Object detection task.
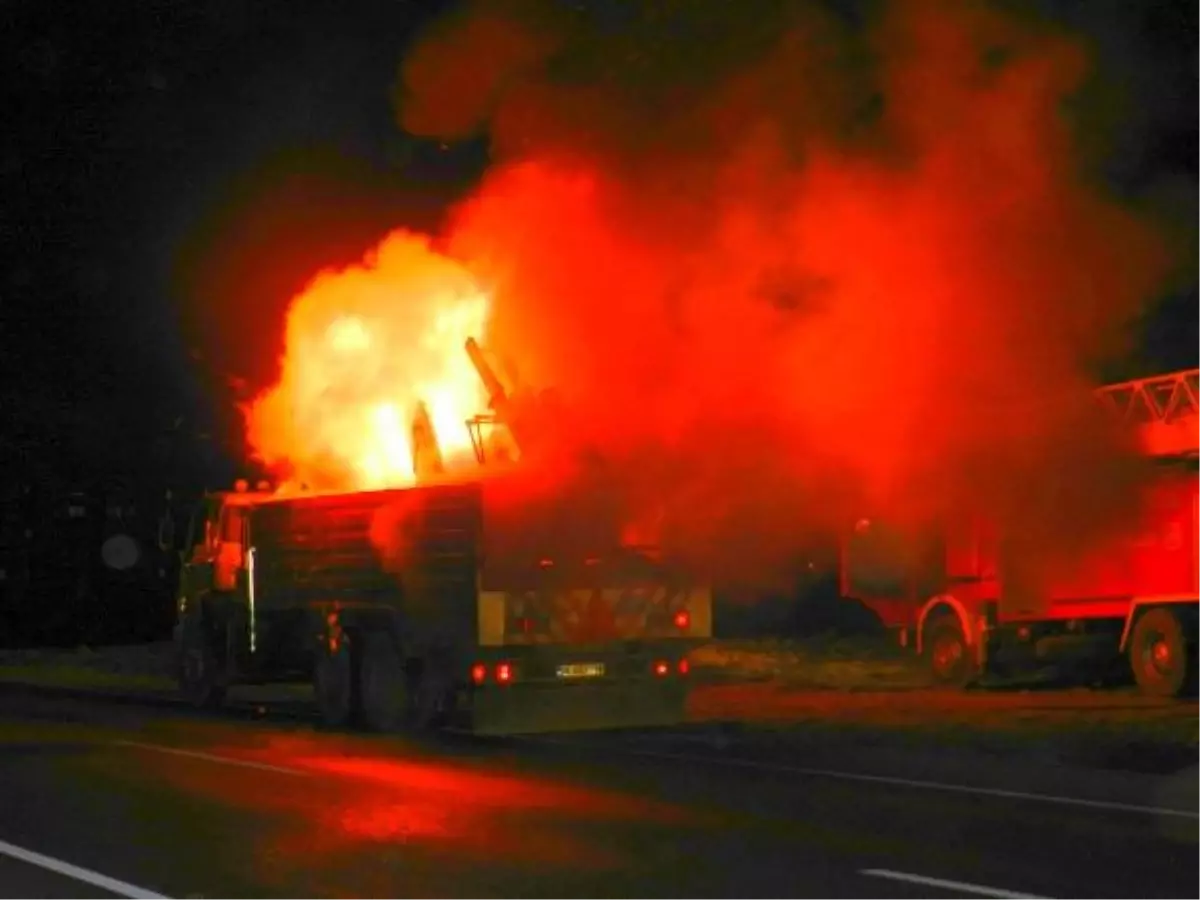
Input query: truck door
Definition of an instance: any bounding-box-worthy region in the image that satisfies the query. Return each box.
[213,504,247,593]
[182,499,217,564]
[177,498,221,618]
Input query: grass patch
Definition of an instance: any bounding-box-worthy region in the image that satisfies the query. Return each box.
[687,682,1199,772]
[0,665,174,692]
[0,642,176,693]
[1,637,934,694]
[689,635,932,690]
[0,642,174,674]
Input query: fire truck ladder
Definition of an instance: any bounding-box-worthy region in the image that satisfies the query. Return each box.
[1095,368,1199,458]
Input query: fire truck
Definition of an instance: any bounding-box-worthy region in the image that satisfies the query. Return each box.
[842,369,1199,697]
[172,338,711,733]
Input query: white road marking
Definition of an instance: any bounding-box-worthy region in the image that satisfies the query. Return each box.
[0,836,169,899]
[528,738,1199,819]
[113,740,310,777]
[861,868,1049,898]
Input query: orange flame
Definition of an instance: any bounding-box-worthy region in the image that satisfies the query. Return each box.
[243,230,489,491]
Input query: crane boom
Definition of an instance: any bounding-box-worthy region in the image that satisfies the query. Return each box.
[463,336,543,463]
[465,337,509,412]
[1095,368,1199,458]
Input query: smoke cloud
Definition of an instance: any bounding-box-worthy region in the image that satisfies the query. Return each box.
[392,0,1175,588]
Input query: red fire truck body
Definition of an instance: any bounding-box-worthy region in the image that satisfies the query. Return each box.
[842,369,1199,696]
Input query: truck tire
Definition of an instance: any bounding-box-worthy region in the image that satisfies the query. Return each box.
[178,615,226,709]
[358,631,407,733]
[408,656,454,731]
[314,638,358,728]
[925,616,976,687]
[1129,607,1195,698]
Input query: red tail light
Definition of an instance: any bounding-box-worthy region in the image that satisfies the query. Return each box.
[471,663,487,685]
[495,662,513,683]
[673,609,691,630]
[653,660,669,677]
[678,658,690,675]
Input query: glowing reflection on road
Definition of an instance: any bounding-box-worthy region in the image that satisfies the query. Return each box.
[139,729,699,896]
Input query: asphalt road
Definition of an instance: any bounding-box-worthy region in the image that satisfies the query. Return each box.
[0,688,1195,899]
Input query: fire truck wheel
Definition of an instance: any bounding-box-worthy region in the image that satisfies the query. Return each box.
[925,617,976,687]
[314,638,357,728]
[178,616,226,709]
[1129,607,1194,698]
[358,631,407,733]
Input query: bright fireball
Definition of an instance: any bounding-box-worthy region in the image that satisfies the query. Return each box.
[244,229,489,491]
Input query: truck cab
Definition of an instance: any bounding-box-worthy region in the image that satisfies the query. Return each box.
[173,481,269,704]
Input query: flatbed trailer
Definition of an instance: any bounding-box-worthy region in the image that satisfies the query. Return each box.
[841,369,1199,696]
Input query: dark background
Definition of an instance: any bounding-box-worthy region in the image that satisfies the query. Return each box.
[2,0,1195,489]
[0,0,1195,643]
[2,0,482,491]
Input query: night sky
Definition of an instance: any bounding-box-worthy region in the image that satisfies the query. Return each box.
[2,0,1196,492]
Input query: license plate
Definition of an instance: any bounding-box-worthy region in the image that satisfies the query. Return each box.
[556,662,605,679]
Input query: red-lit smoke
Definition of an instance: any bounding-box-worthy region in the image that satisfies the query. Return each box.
[389,0,1178,587]
[238,0,1182,591]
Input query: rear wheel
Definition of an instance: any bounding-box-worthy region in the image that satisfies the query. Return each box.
[925,616,977,686]
[358,631,407,732]
[1129,607,1195,698]
[408,656,456,731]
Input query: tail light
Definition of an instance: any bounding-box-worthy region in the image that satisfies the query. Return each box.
[653,660,669,677]
[673,608,691,631]
[678,658,690,676]
[472,661,516,685]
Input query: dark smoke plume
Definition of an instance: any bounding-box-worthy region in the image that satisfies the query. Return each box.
[396,0,1178,589]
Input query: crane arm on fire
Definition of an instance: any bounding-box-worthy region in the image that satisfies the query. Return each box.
[1094,368,1199,458]
[465,338,508,411]
[464,336,539,464]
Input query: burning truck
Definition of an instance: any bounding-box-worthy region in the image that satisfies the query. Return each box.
[172,335,711,733]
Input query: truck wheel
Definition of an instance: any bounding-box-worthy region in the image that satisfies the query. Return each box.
[358,631,406,733]
[178,617,226,709]
[925,616,976,687]
[408,659,453,731]
[314,638,357,728]
[1129,608,1194,698]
